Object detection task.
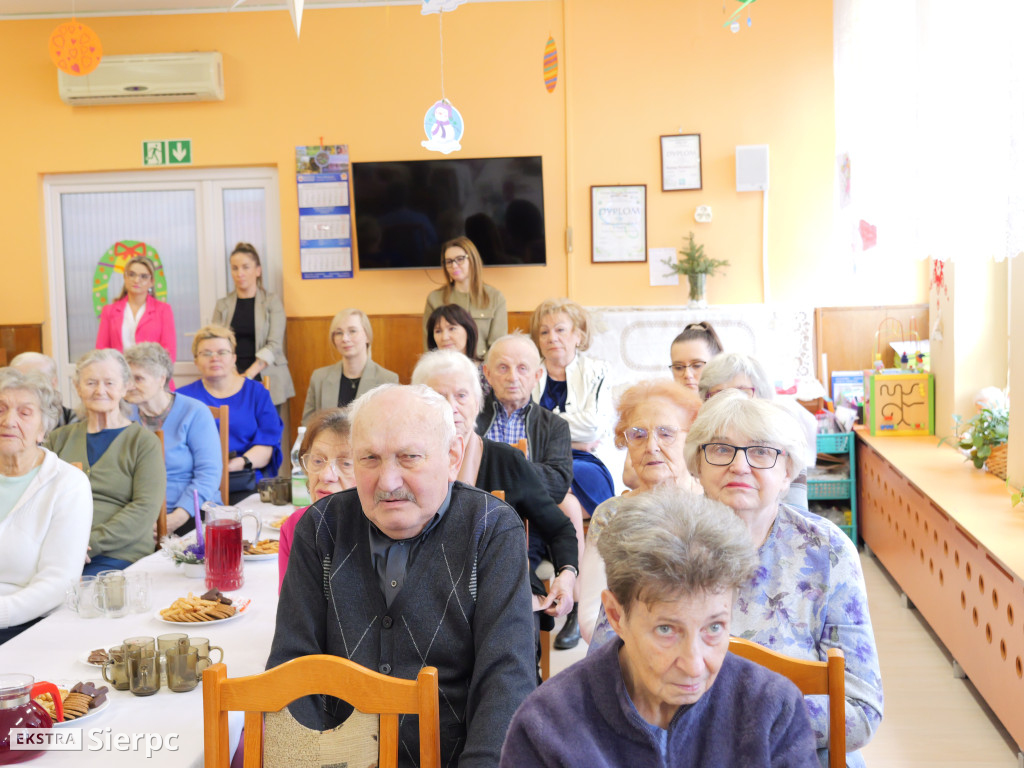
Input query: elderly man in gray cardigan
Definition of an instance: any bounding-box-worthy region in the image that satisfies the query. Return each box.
[268,384,536,768]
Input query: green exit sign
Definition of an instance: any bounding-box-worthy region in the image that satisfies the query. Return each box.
[142,139,192,167]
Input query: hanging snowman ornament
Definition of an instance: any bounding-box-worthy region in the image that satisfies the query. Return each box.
[422,99,464,155]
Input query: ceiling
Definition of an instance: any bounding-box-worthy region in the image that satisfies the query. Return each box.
[0,0,430,20]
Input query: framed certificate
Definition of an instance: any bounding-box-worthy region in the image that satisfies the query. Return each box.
[660,134,702,191]
[591,185,647,263]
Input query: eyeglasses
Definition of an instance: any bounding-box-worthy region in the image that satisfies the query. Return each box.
[699,443,784,469]
[126,271,152,282]
[623,426,679,446]
[705,386,756,401]
[669,361,706,374]
[197,350,233,359]
[443,254,468,268]
[301,454,353,475]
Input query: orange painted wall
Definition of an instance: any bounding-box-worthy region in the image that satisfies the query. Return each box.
[0,0,928,328]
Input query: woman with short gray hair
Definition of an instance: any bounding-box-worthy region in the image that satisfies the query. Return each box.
[697,351,816,508]
[125,343,222,535]
[45,348,165,575]
[684,391,883,767]
[0,368,92,643]
[500,486,818,767]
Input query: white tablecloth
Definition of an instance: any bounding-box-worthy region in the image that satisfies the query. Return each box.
[0,496,292,766]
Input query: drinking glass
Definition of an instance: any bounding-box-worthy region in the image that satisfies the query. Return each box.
[92,570,128,619]
[165,646,210,692]
[128,649,160,696]
[126,572,151,613]
[100,645,130,691]
[188,636,224,665]
[65,575,101,619]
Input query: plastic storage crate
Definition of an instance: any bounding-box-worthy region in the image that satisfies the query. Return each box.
[814,433,857,545]
[817,432,852,453]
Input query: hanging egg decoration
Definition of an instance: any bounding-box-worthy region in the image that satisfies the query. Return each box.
[543,37,558,93]
[48,20,103,76]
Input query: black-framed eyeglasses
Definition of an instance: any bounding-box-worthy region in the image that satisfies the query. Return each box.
[699,443,784,469]
[669,361,706,373]
[443,254,469,268]
[623,426,679,446]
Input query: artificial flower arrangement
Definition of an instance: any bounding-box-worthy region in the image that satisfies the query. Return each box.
[160,532,205,566]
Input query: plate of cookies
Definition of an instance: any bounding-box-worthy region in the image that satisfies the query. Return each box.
[243,538,279,561]
[35,680,111,726]
[155,590,251,624]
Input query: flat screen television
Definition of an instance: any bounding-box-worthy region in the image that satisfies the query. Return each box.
[351,155,546,270]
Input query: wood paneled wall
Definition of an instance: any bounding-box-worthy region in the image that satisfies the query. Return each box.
[0,324,44,364]
[285,312,531,434]
[815,305,929,394]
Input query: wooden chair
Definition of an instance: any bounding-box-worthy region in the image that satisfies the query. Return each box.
[208,404,230,505]
[155,429,167,544]
[202,655,440,768]
[492,490,551,681]
[513,437,528,458]
[728,638,846,768]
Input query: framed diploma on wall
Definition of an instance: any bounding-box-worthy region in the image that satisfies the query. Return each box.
[660,134,702,191]
[591,184,647,263]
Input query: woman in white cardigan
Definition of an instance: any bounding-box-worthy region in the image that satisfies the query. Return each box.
[0,368,92,644]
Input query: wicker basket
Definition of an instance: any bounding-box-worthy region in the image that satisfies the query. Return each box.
[986,443,1008,480]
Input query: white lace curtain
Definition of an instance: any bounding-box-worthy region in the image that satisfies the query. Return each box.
[834,0,1024,264]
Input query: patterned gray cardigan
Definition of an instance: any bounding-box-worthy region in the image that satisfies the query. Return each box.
[268,482,537,768]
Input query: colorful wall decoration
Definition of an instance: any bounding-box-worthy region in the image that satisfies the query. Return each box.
[92,240,167,317]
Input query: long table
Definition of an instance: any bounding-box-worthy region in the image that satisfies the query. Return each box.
[0,497,291,767]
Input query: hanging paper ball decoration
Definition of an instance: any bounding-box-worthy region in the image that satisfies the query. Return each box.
[543,37,558,93]
[421,99,464,155]
[48,20,103,76]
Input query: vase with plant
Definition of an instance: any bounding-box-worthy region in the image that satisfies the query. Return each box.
[160,533,206,577]
[663,232,729,308]
[950,406,1009,479]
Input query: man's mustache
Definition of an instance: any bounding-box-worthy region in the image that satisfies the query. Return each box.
[374,489,416,503]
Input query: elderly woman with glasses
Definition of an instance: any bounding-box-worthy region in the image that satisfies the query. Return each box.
[423,236,507,357]
[697,352,817,509]
[45,349,165,575]
[301,309,399,424]
[0,369,92,643]
[686,391,882,768]
[578,379,701,644]
[124,343,222,535]
[500,486,818,768]
[278,408,354,591]
[178,325,283,502]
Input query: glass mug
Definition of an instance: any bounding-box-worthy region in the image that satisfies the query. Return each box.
[126,572,151,613]
[127,649,160,696]
[202,504,261,592]
[92,570,128,619]
[188,637,224,665]
[66,575,101,619]
[165,646,211,693]
[101,645,130,691]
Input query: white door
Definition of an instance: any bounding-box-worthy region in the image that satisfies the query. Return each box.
[44,168,281,403]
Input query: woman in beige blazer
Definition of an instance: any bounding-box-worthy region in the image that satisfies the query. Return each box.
[301,308,399,424]
[212,243,296,408]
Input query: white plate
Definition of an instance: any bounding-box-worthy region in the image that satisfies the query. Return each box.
[40,680,112,727]
[154,595,252,625]
[243,552,278,561]
[78,651,110,669]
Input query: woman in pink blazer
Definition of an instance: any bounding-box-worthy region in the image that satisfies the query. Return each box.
[96,256,177,385]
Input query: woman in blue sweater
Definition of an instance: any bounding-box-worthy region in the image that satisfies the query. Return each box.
[124,343,222,534]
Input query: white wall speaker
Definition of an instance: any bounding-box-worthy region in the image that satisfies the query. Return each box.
[736,144,770,192]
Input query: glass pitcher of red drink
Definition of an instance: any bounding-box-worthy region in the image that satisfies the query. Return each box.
[202,504,262,592]
[0,674,63,765]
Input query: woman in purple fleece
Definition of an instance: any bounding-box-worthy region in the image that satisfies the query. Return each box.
[500,486,818,768]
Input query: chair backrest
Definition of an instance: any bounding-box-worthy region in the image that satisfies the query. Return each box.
[728,637,846,768]
[202,655,441,768]
[513,438,528,458]
[155,429,167,545]
[208,405,230,505]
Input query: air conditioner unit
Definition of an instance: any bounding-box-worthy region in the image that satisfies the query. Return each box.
[58,52,224,106]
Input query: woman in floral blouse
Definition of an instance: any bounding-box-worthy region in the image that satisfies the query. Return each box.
[684,391,882,767]
[588,390,883,768]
